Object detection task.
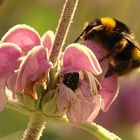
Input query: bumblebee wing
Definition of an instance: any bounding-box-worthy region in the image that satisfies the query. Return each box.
[122,32,140,51]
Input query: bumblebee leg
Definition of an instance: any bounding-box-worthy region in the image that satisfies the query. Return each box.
[105,61,130,78]
[99,47,116,62]
[99,38,128,62]
[74,25,104,42]
[84,25,104,40]
[74,30,85,43]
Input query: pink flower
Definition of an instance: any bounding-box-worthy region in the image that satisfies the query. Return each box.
[0,25,54,111]
[56,42,119,124]
[81,40,119,111]
[0,43,21,111]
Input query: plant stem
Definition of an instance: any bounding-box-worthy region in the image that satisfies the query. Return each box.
[6,101,122,140]
[46,117,122,140]
[50,0,79,64]
[22,112,46,140]
[78,123,122,140]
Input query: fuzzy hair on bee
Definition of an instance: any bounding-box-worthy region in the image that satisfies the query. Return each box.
[75,17,140,77]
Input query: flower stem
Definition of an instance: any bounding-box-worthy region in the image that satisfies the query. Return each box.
[77,123,122,140]
[22,112,46,140]
[46,117,122,140]
[5,102,122,140]
[50,0,79,64]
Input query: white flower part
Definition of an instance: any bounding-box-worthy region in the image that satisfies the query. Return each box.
[82,71,101,95]
[87,94,102,122]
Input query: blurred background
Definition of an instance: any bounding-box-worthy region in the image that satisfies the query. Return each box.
[0,0,140,139]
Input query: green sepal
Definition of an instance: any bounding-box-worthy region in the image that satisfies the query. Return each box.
[41,90,57,115]
[16,84,45,111]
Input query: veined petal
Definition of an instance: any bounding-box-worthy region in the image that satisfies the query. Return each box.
[87,94,102,122]
[0,43,21,75]
[100,74,119,111]
[79,79,92,100]
[6,72,18,92]
[66,89,95,124]
[42,30,55,55]
[15,46,52,91]
[62,43,102,75]
[1,25,41,54]
[56,84,70,113]
[0,43,21,110]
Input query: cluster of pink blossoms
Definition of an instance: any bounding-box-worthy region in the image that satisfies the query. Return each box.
[0,24,119,124]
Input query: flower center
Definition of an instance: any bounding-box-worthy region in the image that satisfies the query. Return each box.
[63,72,79,91]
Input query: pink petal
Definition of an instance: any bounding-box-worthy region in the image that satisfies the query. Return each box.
[1,25,41,54]
[79,79,92,101]
[81,40,106,61]
[87,95,102,122]
[42,31,55,55]
[81,40,108,79]
[56,84,70,113]
[62,43,102,75]
[100,74,119,111]
[66,96,84,124]
[0,43,21,110]
[15,46,52,91]
[6,72,18,92]
[0,43,21,75]
[67,99,92,123]
[66,89,95,124]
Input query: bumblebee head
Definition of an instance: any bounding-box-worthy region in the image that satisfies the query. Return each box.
[74,17,130,42]
[84,19,101,33]
[74,19,102,42]
[84,17,130,38]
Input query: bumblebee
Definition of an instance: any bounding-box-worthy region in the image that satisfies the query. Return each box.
[75,17,140,77]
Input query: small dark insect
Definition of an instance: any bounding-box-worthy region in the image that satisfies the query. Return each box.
[63,72,79,91]
[75,17,140,77]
